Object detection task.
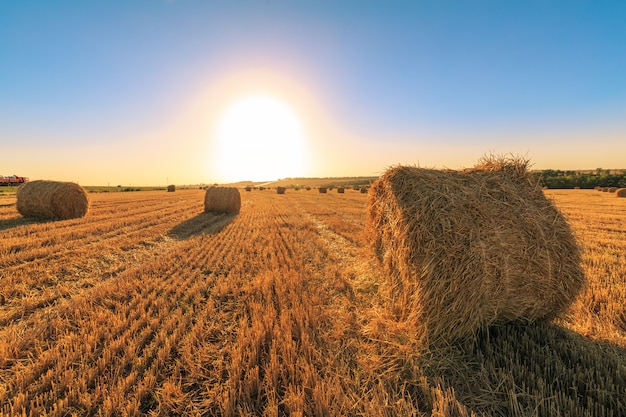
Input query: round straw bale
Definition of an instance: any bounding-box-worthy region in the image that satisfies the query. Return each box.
[337,187,345,193]
[204,187,241,214]
[607,187,618,193]
[319,187,327,193]
[277,186,286,194]
[167,185,176,192]
[616,188,626,198]
[367,156,585,344]
[245,186,252,192]
[17,180,89,220]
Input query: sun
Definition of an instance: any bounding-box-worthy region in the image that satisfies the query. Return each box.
[213,94,309,182]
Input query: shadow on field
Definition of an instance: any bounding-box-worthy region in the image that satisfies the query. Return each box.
[420,321,626,416]
[0,215,48,231]
[168,212,237,240]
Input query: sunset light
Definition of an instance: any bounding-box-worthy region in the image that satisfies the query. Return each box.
[213,94,309,182]
[2,2,626,414]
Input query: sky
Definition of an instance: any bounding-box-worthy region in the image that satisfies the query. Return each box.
[1,0,625,185]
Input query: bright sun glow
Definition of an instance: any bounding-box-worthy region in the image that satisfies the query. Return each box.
[213,95,308,182]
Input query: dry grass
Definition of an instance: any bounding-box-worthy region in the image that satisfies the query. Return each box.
[0,188,624,416]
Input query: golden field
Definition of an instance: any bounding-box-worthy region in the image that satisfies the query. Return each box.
[0,188,625,416]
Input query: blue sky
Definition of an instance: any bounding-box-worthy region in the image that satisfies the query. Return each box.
[1,1,625,184]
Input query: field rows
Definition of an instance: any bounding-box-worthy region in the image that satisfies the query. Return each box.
[0,188,625,416]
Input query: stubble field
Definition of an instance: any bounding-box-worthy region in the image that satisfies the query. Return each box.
[0,188,625,416]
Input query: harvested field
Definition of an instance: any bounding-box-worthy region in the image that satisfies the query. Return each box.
[1,189,625,416]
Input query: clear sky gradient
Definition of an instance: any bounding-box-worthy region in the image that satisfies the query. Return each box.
[2,1,625,185]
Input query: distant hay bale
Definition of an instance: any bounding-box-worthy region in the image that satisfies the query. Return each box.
[245,186,252,192]
[337,187,345,193]
[607,187,618,193]
[319,187,327,194]
[17,180,89,220]
[277,187,286,194]
[360,187,368,194]
[602,187,609,192]
[167,185,176,192]
[204,187,241,214]
[367,156,585,344]
[616,188,626,198]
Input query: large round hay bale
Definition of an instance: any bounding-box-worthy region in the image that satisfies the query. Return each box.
[17,180,89,220]
[204,187,241,214]
[367,156,585,344]
[607,187,618,193]
[167,184,176,192]
[337,187,345,193]
[277,187,286,194]
[616,188,626,198]
[319,187,327,194]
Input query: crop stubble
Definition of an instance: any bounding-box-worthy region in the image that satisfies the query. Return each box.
[0,188,624,416]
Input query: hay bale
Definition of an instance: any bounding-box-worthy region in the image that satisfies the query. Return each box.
[245,186,252,192]
[607,187,618,193]
[17,180,89,220]
[367,156,585,344]
[167,185,176,192]
[277,186,286,194]
[615,188,626,198]
[360,187,368,194]
[204,187,241,214]
[319,187,327,194]
[337,187,345,193]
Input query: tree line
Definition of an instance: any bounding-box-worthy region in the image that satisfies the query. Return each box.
[531,169,626,189]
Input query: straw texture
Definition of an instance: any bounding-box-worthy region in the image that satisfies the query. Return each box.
[204,187,241,214]
[367,156,585,344]
[16,180,89,220]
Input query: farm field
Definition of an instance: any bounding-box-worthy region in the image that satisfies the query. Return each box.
[1,188,625,416]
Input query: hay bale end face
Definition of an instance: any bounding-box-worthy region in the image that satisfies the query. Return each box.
[17,180,89,220]
[616,188,626,198]
[167,185,176,192]
[277,186,286,194]
[367,157,585,344]
[319,187,327,194]
[337,187,345,193]
[204,187,241,214]
[607,187,618,193]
